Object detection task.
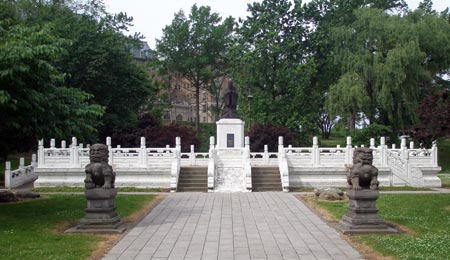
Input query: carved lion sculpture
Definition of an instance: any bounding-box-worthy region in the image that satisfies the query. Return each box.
[347,147,379,190]
[84,144,115,189]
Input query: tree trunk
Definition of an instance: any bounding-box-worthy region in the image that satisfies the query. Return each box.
[349,113,356,131]
[195,81,200,133]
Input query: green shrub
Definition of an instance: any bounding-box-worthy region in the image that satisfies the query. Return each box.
[351,124,391,146]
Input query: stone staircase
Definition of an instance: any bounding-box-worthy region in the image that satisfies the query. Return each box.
[251,167,282,192]
[177,167,208,192]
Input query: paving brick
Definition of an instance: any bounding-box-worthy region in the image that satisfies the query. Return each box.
[102,193,362,260]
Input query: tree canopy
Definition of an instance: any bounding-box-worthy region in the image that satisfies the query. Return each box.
[156,4,234,132]
[327,7,450,132]
[0,0,156,159]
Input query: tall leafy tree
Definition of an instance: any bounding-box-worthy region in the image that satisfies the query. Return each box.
[156,4,234,132]
[230,0,318,132]
[327,7,450,132]
[15,0,158,138]
[0,1,103,159]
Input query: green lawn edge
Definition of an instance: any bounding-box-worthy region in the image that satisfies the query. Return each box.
[0,194,157,260]
[309,194,450,260]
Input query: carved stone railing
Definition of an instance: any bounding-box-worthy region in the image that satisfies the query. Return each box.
[5,155,38,189]
[35,135,441,189]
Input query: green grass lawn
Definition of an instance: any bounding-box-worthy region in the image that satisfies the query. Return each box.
[33,186,169,193]
[312,194,450,260]
[0,194,156,260]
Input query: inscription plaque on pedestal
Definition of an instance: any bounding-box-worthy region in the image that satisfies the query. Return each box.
[227,134,234,148]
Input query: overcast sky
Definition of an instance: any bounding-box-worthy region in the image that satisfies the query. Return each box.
[103,0,449,49]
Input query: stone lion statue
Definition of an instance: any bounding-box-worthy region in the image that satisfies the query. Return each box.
[347,147,379,190]
[84,144,115,189]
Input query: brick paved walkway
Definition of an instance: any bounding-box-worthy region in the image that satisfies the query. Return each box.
[103,193,362,260]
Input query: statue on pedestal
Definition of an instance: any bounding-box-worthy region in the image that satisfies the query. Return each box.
[66,143,125,234]
[221,80,238,119]
[336,147,397,234]
[347,147,379,190]
[84,144,115,189]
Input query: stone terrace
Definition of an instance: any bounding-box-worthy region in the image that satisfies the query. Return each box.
[103,193,362,260]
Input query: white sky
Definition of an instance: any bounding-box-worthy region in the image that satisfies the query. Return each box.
[104,0,449,49]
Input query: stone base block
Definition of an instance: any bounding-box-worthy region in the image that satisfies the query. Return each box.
[336,189,398,235]
[66,188,126,234]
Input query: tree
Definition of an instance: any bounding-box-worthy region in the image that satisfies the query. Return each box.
[229,0,319,133]
[327,7,450,133]
[300,0,407,132]
[15,0,158,139]
[156,5,234,132]
[414,90,450,146]
[0,1,103,159]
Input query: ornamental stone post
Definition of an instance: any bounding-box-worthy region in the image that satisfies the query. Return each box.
[336,147,397,234]
[66,143,125,234]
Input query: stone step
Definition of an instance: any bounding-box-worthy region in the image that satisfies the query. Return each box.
[252,180,282,185]
[178,180,207,185]
[177,187,208,192]
[252,187,282,192]
[178,167,207,192]
[251,173,280,178]
[180,167,207,172]
[252,167,282,191]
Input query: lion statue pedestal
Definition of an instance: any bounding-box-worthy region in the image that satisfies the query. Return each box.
[336,147,397,234]
[66,144,125,234]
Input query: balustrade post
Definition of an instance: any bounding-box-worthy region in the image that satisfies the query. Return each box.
[313,136,319,166]
[370,138,375,149]
[404,151,410,178]
[50,139,56,148]
[175,137,181,153]
[32,154,37,167]
[209,136,215,150]
[278,136,285,158]
[380,137,387,166]
[392,144,396,149]
[409,142,414,149]
[264,145,269,165]
[38,139,45,167]
[106,137,112,165]
[71,137,79,166]
[243,136,250,159]
[431,143,438,167]
[209,136,215,158]
[140,137,147,167]
[19,157,25,169]
[61,140,66,148]
[190,145,195,166]
[401,138,408,162]
[345,136,353,165]
[5,161,11,189]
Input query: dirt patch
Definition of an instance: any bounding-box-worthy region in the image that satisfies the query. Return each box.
[296,194,343,223]
[344,236,396,260]
[444,205,450,211]
[296,194,403,260]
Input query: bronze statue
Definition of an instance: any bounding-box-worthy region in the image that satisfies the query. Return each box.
[84,144,115,189]
[221,80,238,118]
[347,147,379,190]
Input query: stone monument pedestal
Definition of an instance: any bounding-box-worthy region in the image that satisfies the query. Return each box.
[66,188,125,234]
[216,118,245,148]
[336,189,397,234]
